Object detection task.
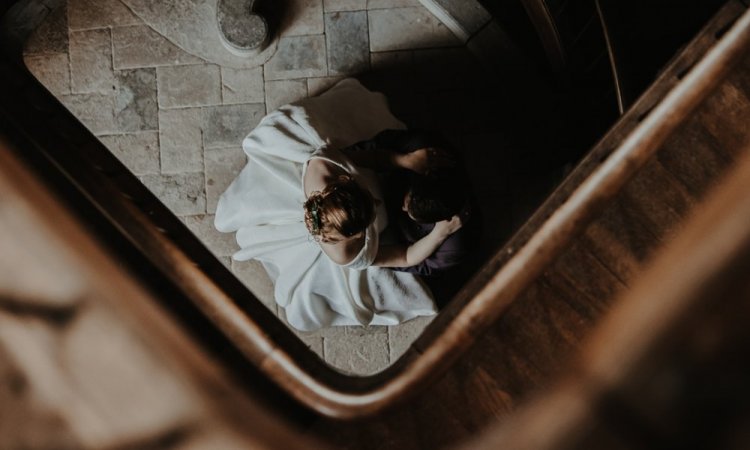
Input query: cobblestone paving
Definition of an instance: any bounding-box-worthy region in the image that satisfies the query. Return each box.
[23,0,551,375]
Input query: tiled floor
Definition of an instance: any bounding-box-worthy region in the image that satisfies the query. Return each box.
[24,0,562,375]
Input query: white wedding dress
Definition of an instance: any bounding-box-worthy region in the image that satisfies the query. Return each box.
[214,79,436,331]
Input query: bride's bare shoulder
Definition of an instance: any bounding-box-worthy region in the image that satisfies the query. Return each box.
[304,158,345,196]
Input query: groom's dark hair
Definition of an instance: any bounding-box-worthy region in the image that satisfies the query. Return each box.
[406,168,468,223]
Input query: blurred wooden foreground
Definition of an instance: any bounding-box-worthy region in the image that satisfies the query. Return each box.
[2,0,750,449]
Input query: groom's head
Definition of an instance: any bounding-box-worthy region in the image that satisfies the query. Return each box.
[403,168,469,224]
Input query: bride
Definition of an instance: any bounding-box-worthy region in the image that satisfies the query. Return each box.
[215,79,461,331]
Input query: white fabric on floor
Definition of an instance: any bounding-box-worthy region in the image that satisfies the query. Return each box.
[214,79,436,331]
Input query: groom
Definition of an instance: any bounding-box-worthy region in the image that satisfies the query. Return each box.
[342,129,480,277]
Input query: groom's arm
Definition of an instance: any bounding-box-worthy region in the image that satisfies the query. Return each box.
[341,129,439,172]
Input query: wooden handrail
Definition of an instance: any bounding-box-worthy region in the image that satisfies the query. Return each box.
[463,137,750,450]
[2,0,749,419]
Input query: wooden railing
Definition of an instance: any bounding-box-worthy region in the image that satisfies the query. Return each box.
[1,0,749,419]
[462,137,750,450]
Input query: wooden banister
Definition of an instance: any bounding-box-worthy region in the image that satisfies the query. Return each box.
[2,0,749,420]
[464,137,750,450]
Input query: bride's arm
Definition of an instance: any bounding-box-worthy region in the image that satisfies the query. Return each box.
[372,215,463,267]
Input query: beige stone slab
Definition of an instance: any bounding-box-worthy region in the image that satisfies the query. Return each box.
[159,108,204,173]
[264,79,309,112]
[115,68,159,132]
[68,0,142,30]
[112,25,203,70]
[263,35,328,81]
[296,334,324,358]
[157,64,222,108]
[323,326,390,375]
[60,93,116,135]
[203,104,266,149]
[324,0,367,11]
[141,172,206,216]
[307,76,345,97]
[231,259,277,314]
[183,215,239,258]
[221,67,265,104]
[99,132,160,176]
[281,0,325,37]
[205,147,247,214]
[69,29,115,95]
[370,50,414,70]
[24,53,71,96]
[388,315,433,361]
[325,10,370,75]
[368,0,421,9]
[368,7,459,52]
[217,256,232,269]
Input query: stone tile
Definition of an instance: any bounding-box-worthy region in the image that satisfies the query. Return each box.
[98,132,160,176]
[205,147,247,214]
[24,53,71,96]
[115,68,158,132]
[112,25,202,70]
[264,35,328,81]
[370,50,414,70]
[69,29,115,95]
[183,215,239,257]
[231,259,277,313]
[323,326,390,375]
[221,67,265,104]
[157,64,221,108]
[367,0,421,8]
[294,333,324,357]
[140,172,206,216]
[23,4,68,54]
[68,0,142,30]
[159,108,203,173]
[60,93,116,135]
[281,0,325,37]
[368,7,459,52]
[307,76,344,97]
[325,11,370,75]
[324,0,366,11]
[388,315,433,361]
[203,104,266,149]
[276,309,326,357]
[264,80,308,112]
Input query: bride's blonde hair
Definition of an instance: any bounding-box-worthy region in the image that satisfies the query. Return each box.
[304,176,375,242]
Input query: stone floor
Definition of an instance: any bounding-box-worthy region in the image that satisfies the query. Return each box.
[23,0,564,375]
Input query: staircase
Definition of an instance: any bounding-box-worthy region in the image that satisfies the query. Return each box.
[1,1,750,449]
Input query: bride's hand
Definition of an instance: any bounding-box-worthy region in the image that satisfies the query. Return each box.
[433,214,464,239]
[396,147,454,175]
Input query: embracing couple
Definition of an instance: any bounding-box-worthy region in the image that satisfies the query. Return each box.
[215,79,478,331]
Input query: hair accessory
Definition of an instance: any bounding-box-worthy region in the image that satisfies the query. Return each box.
[310,198,322,234]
